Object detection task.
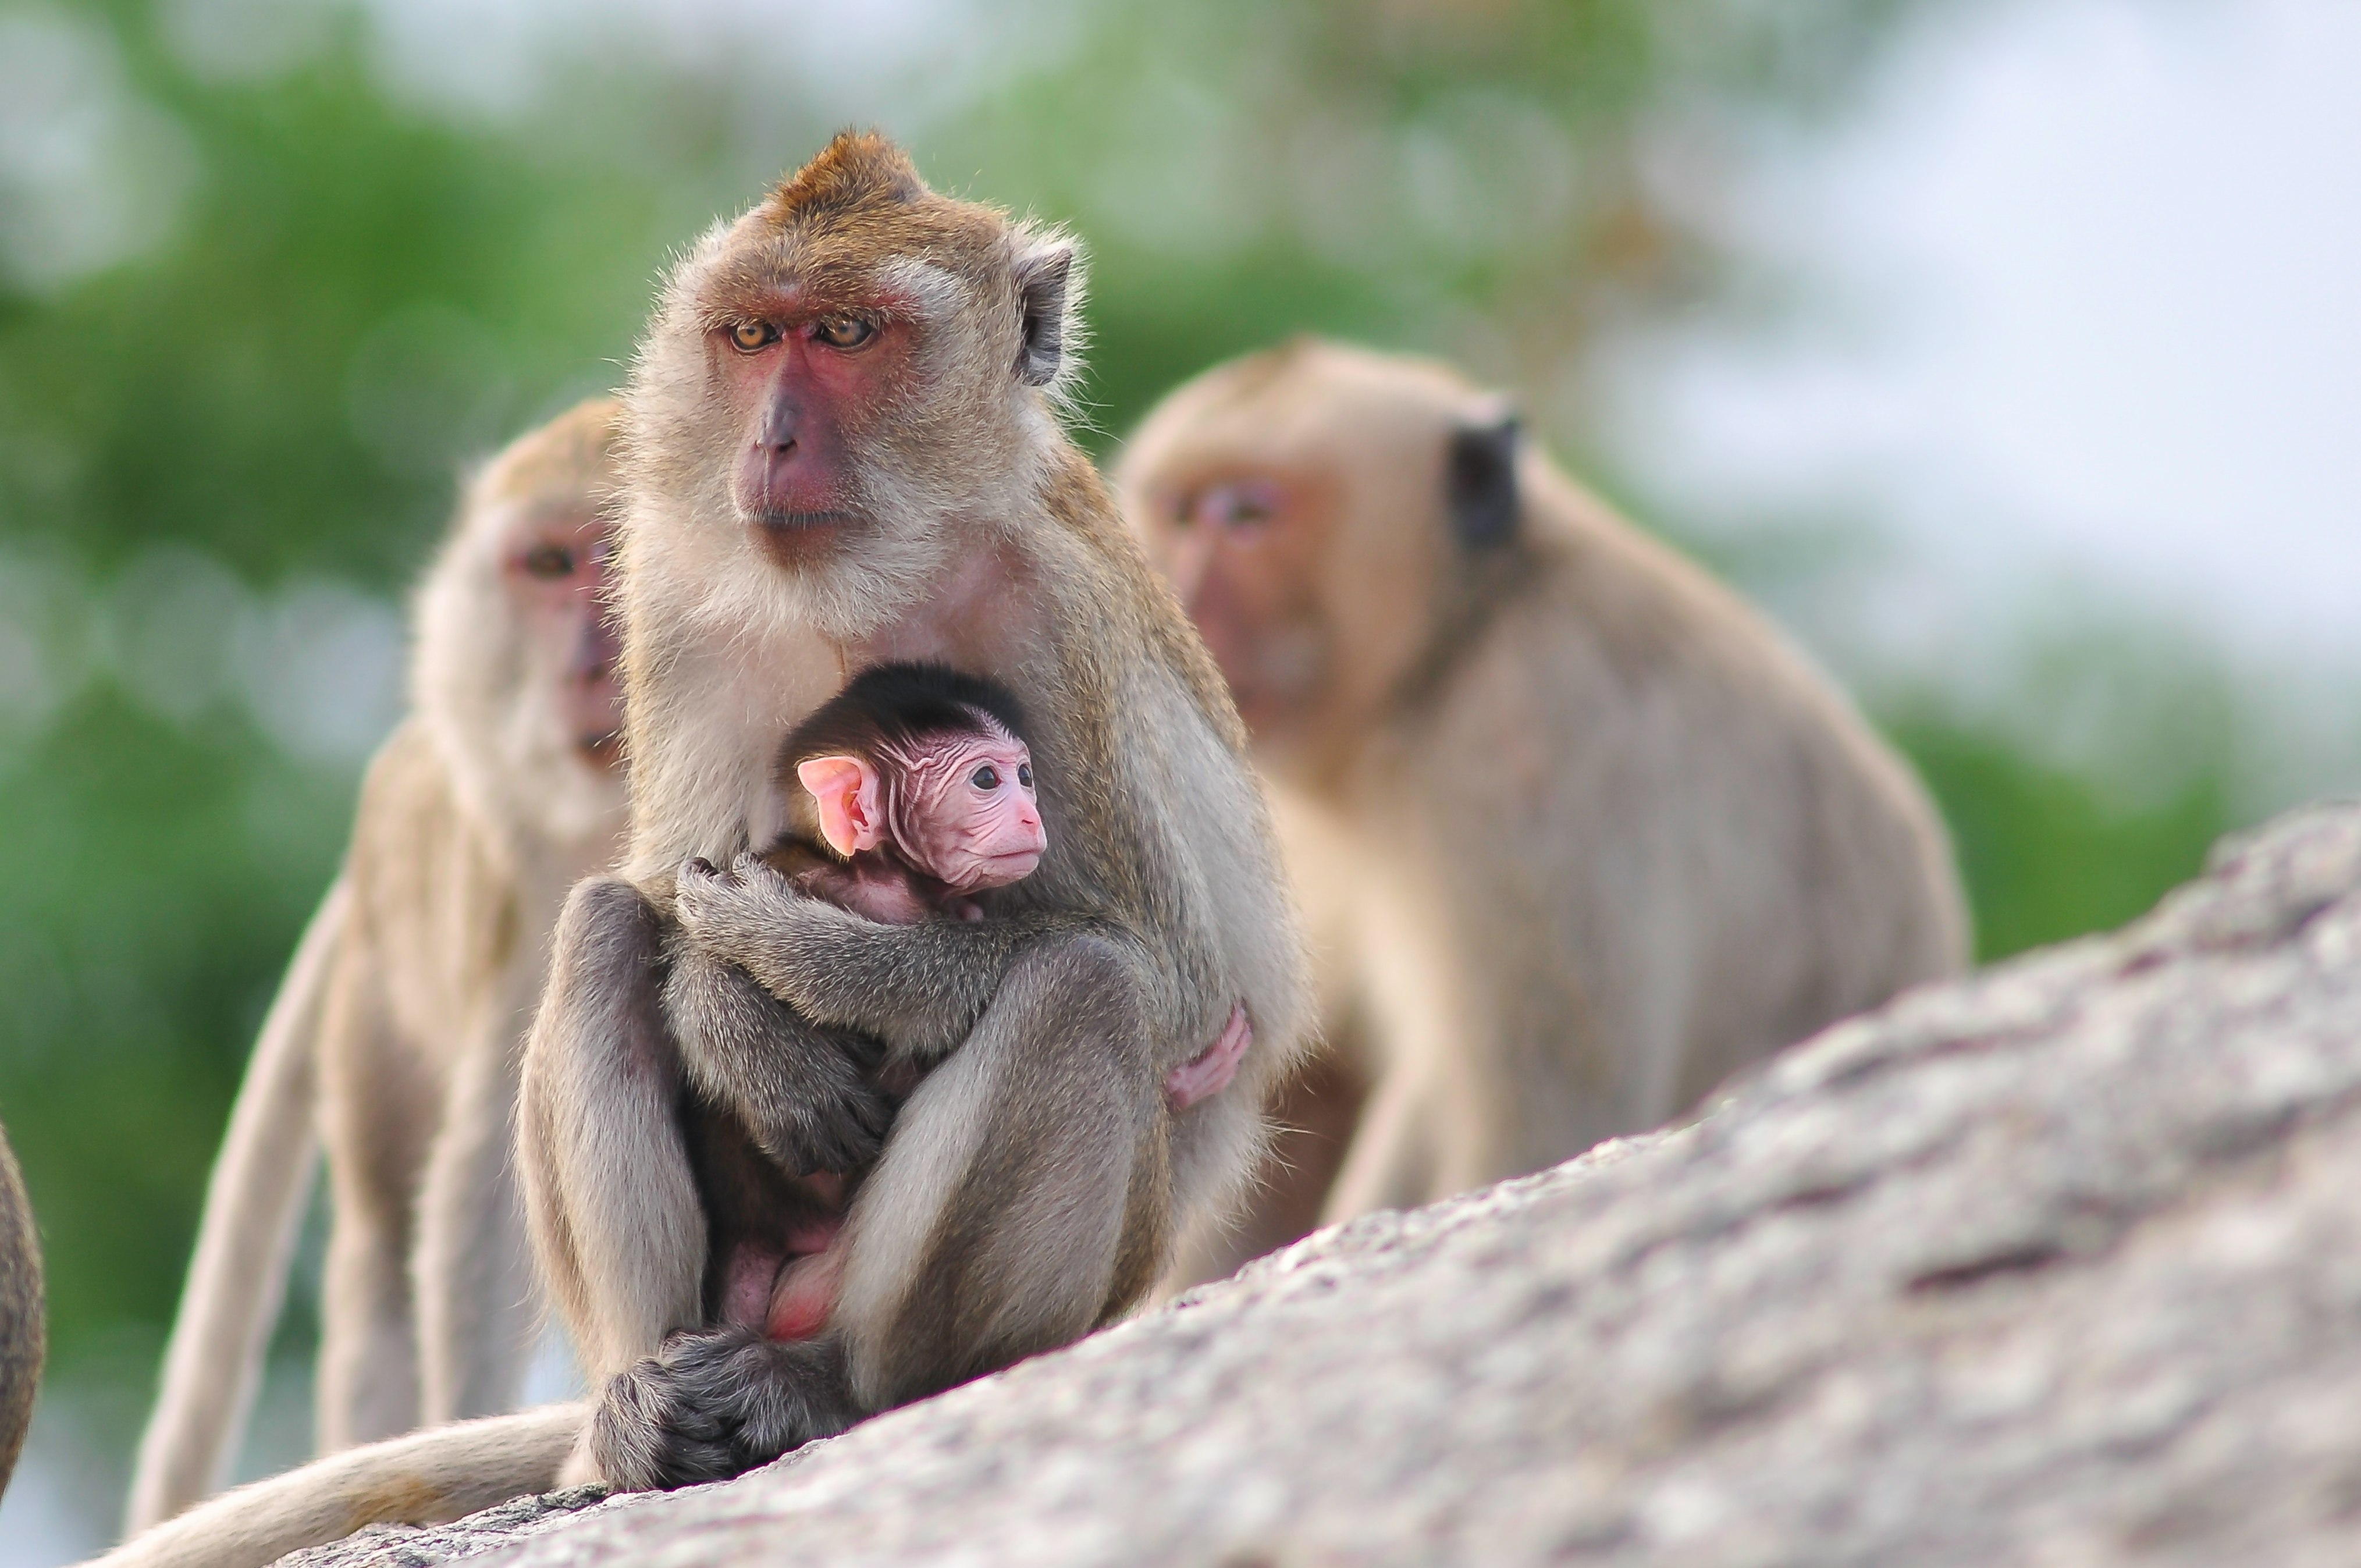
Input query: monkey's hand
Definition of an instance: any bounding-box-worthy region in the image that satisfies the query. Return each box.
[677,852,1066,1063]
[591,1327,859,1492]
[662,933,891,1175]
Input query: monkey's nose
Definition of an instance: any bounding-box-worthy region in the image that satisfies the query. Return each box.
[759,395,803,453]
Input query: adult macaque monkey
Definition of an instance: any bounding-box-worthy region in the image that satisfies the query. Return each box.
[522,131,1306,1492]
[88,140,1296,1568]
[1118,339,1971,1282]
[126,400,630,1532]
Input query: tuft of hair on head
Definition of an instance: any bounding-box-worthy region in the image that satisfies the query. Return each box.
[765,129,926,227]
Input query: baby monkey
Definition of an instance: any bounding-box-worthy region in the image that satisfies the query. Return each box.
[666,664,1246,1181]
[744,662,1250,1111]
[756,663,1046,926]
[663,663,1243,1351]
[660,664,1044,1193]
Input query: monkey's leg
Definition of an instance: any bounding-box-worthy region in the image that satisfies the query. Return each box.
[588,935,1167,1489]
[1315,1061,1451,1224]
[659,937,890,1176]
[129,879,344,1531]
[1164,1038,1370,1290]
[841,933,1170,1406]
[413,1020,535,1427]
[316,986,435,1453]
[315,1175,419,1452]
[517,879,705,1416]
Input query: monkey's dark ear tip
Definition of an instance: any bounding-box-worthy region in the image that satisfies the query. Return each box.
[1446,412,1521,550]
[1013,238,1079,389]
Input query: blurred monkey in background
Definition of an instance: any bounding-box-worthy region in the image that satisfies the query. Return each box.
[0,1119,42,1499]
[127,399,630,1531]
[1119,340,1970,1282]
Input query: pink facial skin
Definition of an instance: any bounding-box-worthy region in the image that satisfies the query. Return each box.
[710,294,913,569]
[500,510,623,766]
[1166,1003,1251,1111]
[798,720,1046,894]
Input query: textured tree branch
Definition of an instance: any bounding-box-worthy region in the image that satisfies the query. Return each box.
[285,800,2361,1567]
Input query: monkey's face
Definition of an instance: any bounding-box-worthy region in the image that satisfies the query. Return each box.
[889,728,1044,893]
[1137,469,1338,738]
[800,725,1045,893]
[1121,343,1509,788]
[636,134,1079,642]
[500,505,622,767]
[712,302,910,571]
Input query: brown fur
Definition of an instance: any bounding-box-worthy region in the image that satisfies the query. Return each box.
[1118,339,1971,1283]
[0,1119,42,1498]
[520,132,1308,1492]
[127,402,629,1533]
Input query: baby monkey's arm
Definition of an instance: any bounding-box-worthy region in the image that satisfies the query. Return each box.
[673,856,1086,1064]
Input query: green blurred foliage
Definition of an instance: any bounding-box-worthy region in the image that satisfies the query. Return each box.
[0,0,2250,1507]
[1900,718,2228,962]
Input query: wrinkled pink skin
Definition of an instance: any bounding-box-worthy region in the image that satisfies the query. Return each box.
[798,726,1044,905]
[712,1173,847,1343]
[883,729,1045,891]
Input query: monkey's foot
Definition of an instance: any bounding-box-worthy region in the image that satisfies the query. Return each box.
[591,1327,860,1492]
[1167,1003,1252,1111]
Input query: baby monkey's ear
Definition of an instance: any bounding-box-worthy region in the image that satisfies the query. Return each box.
[797,755,886,857]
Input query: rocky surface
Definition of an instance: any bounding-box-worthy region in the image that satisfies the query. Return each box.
[296,801,2361,1566]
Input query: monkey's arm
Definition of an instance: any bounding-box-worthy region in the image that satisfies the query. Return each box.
[659,936,891,1175]
[672,855,1086,1062]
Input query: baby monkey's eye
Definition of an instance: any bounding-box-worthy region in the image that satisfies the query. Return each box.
[970,765,1000,790]
[520,544,576,580]
[813,317,876,350]
[729,322,776,353]
[1016,763,1033,790]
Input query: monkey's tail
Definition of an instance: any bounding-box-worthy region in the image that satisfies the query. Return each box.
[91,1402,589,1568]
[125,879,350,1535]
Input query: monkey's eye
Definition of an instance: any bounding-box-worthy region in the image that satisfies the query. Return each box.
[1016,763,1033,790]
[812,317,877,350]
[1188,481,1280,534]
[970,765,1000,791]
[1215,492,1273,528]
[520,544,576,580]
[729,322,777,353]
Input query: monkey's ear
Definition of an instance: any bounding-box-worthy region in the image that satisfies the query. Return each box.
[1012,236,1078,387]
[797,756,886,856]
[1446,413,1521,550]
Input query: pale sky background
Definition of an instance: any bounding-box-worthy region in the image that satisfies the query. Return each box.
[1606,0,2361,682]
[6,0,2360,1558]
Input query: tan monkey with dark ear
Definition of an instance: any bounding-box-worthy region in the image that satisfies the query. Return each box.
[521,131,1309,1492]
[1118,339,1970,1284]
[127,400,630,1532]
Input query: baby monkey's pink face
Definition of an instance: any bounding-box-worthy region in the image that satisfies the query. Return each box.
[798,715,1047,894]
